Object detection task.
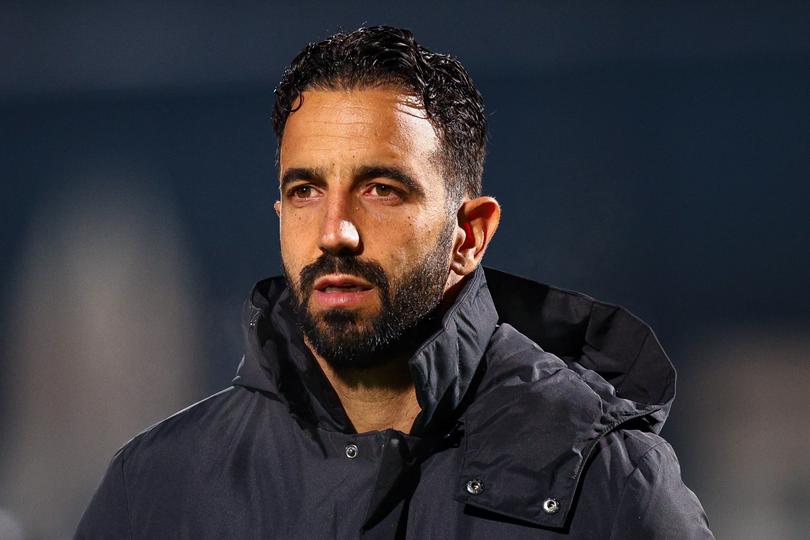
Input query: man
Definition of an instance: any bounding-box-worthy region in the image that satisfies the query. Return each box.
[77,26,713,538]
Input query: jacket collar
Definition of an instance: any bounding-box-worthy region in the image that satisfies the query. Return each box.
[407,265,498,433]
[232,265,498,436]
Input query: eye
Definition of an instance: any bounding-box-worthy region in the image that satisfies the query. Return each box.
[372,184,391,196]
[365,183,402,200]
[289,184,316,199]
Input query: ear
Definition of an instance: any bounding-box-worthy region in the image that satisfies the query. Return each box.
[274,200,281,217]
[449,196,501,278]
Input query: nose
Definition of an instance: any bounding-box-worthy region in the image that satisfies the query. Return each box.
[318,194,361,256]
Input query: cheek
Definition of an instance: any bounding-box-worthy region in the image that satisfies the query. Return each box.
[279,213,315,268]
[366,213,443,269]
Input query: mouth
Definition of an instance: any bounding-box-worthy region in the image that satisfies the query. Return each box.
[311,274,375,308]
[313,275,374,293]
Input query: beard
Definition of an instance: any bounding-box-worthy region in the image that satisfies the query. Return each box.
[283,218,455,371]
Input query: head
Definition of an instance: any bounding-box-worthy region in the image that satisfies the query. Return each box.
[273,25,486,204]
[273,26,500,371]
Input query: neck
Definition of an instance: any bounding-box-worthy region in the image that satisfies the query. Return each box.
[307,341,421,434]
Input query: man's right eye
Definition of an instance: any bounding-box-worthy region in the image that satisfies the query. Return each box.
[290,185,314,199]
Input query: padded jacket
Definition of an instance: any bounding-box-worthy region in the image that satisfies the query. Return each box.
[76,266,713,539]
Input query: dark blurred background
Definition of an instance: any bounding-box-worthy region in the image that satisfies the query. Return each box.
[1,2,809,539]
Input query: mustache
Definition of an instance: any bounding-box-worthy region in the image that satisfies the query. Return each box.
[299,254,390,298]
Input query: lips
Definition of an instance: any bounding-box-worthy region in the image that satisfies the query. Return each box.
[322,285,365,292]
[313,275,374,293]
[311,275,375,308]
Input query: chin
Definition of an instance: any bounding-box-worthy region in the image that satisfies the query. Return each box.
[312,304,378,324]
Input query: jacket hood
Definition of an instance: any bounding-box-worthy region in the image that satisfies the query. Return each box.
[454,268,676,528]
[484,267,676,424]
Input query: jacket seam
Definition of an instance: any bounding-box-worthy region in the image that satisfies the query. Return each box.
[606,439,669,540]
[120,453,135,540]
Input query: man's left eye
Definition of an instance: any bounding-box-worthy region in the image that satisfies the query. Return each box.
[368,184,399,198]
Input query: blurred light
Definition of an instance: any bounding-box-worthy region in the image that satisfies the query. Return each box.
[0,508,24,540]
[681,329,810,540]
[0,167,205,539]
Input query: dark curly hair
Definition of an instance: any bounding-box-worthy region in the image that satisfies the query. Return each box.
[272,26,486,202]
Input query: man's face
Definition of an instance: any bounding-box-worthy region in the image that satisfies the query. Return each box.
[277,88,456,370]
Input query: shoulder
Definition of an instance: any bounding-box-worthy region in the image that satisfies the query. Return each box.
[586,428,677,490]
[473,324,712,536]
[98,385,286,505]
[76,386,258,538]
[576,429,713,538]
[114,385,263,469]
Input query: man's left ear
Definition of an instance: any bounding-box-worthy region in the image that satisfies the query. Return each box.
[450,196,501,277]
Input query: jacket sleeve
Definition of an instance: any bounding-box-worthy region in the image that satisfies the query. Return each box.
[75,450,133,539]
[609,441,714,540]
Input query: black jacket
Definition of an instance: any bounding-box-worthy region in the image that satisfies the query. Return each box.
[76,267,713,539]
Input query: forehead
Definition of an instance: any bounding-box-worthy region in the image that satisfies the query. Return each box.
[279,88,441,174]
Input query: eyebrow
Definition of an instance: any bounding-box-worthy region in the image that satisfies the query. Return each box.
[355,165,425,197]
[280,167,326,190]
[280,165,426,198]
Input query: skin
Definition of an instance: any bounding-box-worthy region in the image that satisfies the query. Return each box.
[275,87,500,433]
